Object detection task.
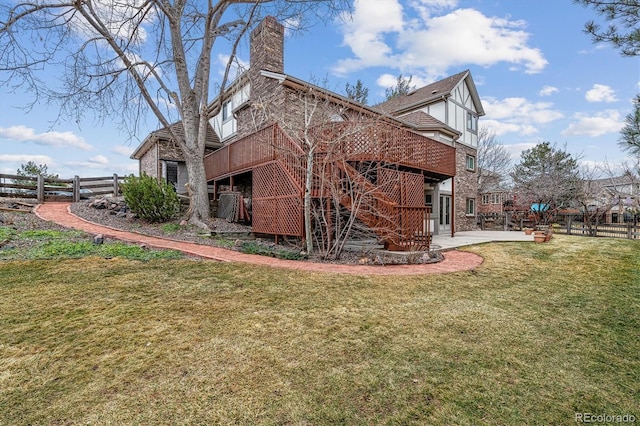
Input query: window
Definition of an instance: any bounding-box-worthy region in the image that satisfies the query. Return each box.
[482,194,490,205]
[465,154,476,171]
[466,198,476,216]
[467,112,478,132]
[222,100,231,122]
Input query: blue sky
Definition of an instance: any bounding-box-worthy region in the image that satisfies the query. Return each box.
[1,0,638,178]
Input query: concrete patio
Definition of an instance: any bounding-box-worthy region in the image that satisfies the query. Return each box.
[431,230,534,250]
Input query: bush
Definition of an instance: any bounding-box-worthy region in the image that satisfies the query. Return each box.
[121,173,179,222]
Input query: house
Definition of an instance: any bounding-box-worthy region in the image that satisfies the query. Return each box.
[374,69,485,233]
[582,175,640,223]
[133,17,486,250]
[131,122,222,194]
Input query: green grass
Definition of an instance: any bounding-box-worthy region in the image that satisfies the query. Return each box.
[0,227,183,261]
[0,235,638,424]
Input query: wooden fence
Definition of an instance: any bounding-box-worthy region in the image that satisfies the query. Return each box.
[478,211,639,240]
[0,173,124,203]
[554,220,640,240]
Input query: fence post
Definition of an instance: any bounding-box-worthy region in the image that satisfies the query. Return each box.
[567,216,572,235]
[628,223,633,240]
[113,173,119,196]
[37,175,45,203]
[73,175,80,203]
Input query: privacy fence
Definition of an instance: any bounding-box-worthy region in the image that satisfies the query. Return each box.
[0,173,124,203]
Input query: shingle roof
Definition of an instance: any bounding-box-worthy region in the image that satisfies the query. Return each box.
[397,111,448,129]
[375,70,473,114]
[131,121,222,160]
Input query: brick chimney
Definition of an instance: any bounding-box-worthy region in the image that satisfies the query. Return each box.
[250,16,284,74]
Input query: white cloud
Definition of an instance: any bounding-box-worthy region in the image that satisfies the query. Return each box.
[585,84,618,103]
[502,142,538,160]
[112,145,135,156]
[0,125,92,150]
[334,1,547,80]
[0,154,55,165]
[481,119,538,136]
[561,110,624,137]
[88,155,109,164]
[539,86,559,96]
[481,97,563,136]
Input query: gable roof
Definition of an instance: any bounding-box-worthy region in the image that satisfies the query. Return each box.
[259,70,460,139]
[375,70,485,117]
[131,121,222,160]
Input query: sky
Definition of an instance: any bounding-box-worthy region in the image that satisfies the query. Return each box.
[1,0,638,179]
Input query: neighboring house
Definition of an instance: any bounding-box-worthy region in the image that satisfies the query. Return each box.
[131,122,222,194]
[583,175,640,223]
[132,16,486,249]
[477,169,514,214]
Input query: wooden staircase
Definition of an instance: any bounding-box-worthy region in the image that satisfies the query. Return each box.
[334,162,431,251]
[205,122,441,251]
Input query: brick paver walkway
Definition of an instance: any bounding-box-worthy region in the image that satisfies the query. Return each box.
[34,202,483,276]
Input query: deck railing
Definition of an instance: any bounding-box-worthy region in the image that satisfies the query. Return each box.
[204,124,306,190]
[311,121,457,178]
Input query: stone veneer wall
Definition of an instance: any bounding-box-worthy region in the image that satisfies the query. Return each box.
[454,144,478,231]
[157,139,184,162]
[139,145,159,178]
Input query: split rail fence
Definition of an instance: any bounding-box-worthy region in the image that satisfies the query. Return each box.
[0,173,124,203]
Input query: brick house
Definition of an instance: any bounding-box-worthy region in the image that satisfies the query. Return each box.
[133,17,486,248]
[131,122,222,194]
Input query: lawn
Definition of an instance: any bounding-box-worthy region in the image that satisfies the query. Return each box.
[0,235,638,424]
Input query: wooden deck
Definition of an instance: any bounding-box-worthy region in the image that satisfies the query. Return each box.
[204,122,455,250]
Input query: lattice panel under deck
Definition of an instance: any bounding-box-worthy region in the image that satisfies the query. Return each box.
[378,168,424,207]
[252,161,304,237]
[252,197,303,237]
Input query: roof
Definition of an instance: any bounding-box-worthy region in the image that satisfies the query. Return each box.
[131,121,222,160]
[260,71,460,138]
[375,70,485,117]
[395,111,460,137]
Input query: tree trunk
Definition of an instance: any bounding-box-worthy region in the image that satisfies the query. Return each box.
[183,151,211,230]
[304,146,315,254]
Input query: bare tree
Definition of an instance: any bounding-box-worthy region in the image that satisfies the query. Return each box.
[0,0,348,229]
[259,82,431,259]
[477,126,512,194]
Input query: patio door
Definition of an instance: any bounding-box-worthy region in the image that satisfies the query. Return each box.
[439,195,451,231]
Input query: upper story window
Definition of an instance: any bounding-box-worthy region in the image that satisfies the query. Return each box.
[222,101,231,122]
[467,111,478,133]
[465,154,476,171]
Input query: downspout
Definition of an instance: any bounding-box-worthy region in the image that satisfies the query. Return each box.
[451,176,455,238]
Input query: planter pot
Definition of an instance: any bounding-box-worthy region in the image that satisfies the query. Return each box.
[533,230,546,242]
[524,228,533,235]
[534,233,546,243]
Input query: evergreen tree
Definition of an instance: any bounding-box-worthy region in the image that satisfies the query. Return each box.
[384,74,415,101]
[510,142,581,223]
[14,161,58,187]
[573,0,640,56]
[619,94,640,157]
[345,79,369,105]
